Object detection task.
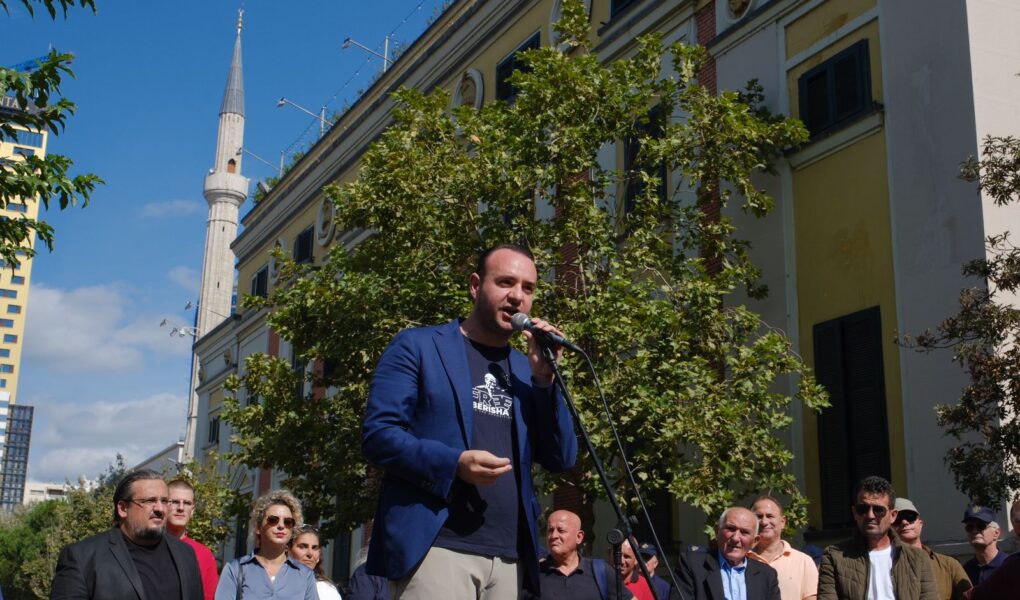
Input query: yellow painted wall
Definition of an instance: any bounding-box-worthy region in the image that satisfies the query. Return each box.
[792,132,906,528]
[786,0,875,59]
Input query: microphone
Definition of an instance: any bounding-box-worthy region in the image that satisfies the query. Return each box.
[510,313,581,352]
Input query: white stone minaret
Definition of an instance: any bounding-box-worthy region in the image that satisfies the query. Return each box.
[183,10,249,460]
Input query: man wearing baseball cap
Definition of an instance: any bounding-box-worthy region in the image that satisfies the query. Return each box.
[961,505,1006,585]
[892,498,971,600]
[637,543,671,600]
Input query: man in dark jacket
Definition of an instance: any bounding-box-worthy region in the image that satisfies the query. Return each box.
[818,476,936,600]
[51,469,204,600]
[677,507,781,599]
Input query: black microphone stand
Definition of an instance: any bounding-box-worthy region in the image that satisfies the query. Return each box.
[541,345,668,600]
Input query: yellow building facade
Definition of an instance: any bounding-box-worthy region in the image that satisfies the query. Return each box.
[194,0,1020,573]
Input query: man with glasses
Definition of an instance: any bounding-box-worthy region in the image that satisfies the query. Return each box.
[961,506,1005,585]
[167,479,218,600]
[891,498,970,600]
[51,468,205,600]
[817,476,936,599]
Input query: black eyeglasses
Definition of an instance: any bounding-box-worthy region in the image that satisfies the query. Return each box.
[296,524,320,534]
[265,515,296,528]
[854,503,889,518]
[964,521,991,532]
[128,497,170,508]
[894,513,919,525]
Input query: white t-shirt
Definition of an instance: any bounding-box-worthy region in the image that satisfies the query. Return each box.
[316,580,343,600]
[867,546,895,600]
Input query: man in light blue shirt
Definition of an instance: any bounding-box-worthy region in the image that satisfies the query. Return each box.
[678,507,781,599]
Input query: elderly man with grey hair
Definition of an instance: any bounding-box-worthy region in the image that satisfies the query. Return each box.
[677,507,781,599]
[961,505,1006,586]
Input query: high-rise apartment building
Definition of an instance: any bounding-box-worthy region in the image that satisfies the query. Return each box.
[0,92,44,509]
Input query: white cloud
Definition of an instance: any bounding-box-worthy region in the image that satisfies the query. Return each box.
[30,392,187,482]
[24,284,190,372]
[140,199,205,219]
[167,266,200,295]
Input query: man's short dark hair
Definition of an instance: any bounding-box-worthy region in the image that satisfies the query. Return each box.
[474,244,534,281]
[853,475,896,507]
[112,469,163,526]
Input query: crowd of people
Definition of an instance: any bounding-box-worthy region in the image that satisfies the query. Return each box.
[47,244,1020,599]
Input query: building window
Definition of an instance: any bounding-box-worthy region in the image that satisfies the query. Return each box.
[0,365,13,374]
[3,334,16,343]
[10,276,24,285]
[496,31,541,102]
[623,105,667,215]
[0,320,13,328]
[12,147,34,158]
[0,380,6,388]
[798,39,872,138]
[14,130,43,147]
[293,227,314,264]
[0,349,9,357]
[6,204,27,214]
[610,0,639,18]
[207,416,220,445]
[0,290,14,299]
[813,306,891,529]
[250,266,269,298]
[6,305,19,315]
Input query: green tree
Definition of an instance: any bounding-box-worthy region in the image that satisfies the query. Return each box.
[0,457,122,599]
[0,0,102,268]
[905,135,1020,507]
[224,0,827,538]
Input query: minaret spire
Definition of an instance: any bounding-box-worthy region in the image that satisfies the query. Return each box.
[184,13,250,461]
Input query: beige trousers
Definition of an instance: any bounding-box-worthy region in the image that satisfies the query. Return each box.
[391,546,522,600]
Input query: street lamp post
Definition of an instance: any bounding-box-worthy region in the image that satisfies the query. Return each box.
[277,97,331,137]
[342,36,394,72]
[236,147,282,174]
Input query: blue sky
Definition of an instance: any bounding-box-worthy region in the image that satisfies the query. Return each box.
[5,0,447,483]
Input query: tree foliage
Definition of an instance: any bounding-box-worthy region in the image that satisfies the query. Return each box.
[905,135,1020,507]
[0,0,102,268]
[224,0,827,539]
[0,456,123,599]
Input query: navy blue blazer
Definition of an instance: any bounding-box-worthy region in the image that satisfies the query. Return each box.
[677,551,780,600]
[361,319,578,590]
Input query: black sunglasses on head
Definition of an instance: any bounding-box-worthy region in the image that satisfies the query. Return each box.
[854,503,889,518]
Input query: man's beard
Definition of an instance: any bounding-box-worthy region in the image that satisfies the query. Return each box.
[133,522,165,544]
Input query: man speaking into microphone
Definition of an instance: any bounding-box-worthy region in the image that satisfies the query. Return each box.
[362,243,578,599]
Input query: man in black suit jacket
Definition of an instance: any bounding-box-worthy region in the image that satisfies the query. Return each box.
[51,469,204,600]
[677,507,781,600]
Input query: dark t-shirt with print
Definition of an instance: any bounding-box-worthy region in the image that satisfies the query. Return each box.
[434,336,521,559]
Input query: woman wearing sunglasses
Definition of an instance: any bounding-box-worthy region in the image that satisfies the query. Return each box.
[290,525,343,600]
[215,490,317,600]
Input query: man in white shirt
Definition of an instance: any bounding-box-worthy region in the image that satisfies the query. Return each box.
[817,476,936,600]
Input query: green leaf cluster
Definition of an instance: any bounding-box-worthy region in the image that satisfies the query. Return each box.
[0,0,102,268]
[224,0,826,540]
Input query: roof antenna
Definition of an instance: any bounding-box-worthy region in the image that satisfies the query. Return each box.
[237,7,244,35]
